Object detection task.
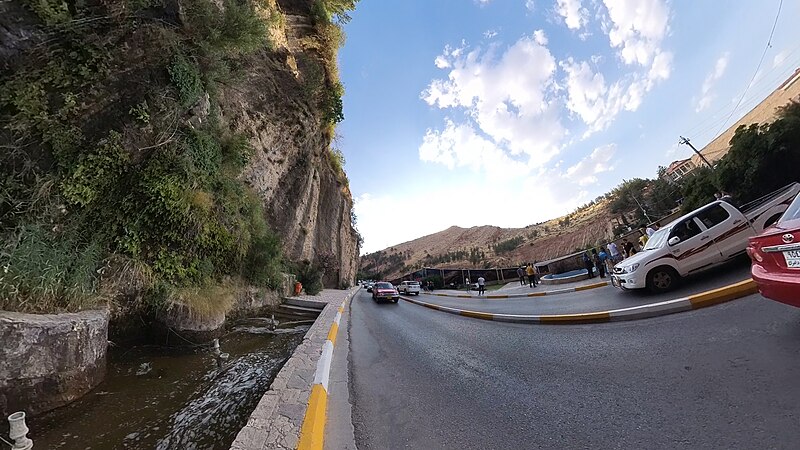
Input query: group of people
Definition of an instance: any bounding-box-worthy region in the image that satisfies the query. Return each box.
[516,263,539,288]
[464,276,487,295]
[584,223,662,278]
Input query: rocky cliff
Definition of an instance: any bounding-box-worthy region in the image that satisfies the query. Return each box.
[0,0,359,318]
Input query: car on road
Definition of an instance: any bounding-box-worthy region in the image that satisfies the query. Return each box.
[612,183,800,293]
[397,281,421,295]
[372,282,400,303]
[366,281,375,292]
[747,191,800,306]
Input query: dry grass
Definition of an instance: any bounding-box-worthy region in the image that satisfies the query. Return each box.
[169,283,238,322]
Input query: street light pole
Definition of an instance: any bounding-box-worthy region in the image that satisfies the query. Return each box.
[679,136,713,169]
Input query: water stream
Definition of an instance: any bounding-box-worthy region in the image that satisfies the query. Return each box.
[23,315,312,449]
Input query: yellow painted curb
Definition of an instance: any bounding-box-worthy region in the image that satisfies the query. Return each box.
[460,310,495,320]
[327,322,339,345]
[297,384,327,450]
[688,279,758,308]
[574,282,610,292]
[527,292,547,297]
[487,295,509,299]
[457,295,472,298]
[539,311,611,324]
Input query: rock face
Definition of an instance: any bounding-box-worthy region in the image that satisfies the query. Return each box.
[0,310,109,417]
[223,0,360,288]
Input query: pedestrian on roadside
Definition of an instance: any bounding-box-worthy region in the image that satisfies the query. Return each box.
[465,278,471,293]
[477,276,486,295]
[591,249,606,278]
[525,263,535,287]
[646,224,657,237]
[607,241,621,263]
[638,227,649,248]
[623,239,636,257]
[598,248,609,276]
[582,251,594,278]
[517,266,525,286]
[532,261,539,286]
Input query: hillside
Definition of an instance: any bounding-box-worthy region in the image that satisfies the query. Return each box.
[360,200,614,280]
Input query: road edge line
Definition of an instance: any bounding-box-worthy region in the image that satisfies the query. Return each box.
[297,293,350,450]
[400,278,755,325]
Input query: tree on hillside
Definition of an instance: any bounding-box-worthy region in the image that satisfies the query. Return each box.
[715,100,800,203]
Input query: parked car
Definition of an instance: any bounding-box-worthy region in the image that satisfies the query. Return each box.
[397,281,421,295]
[747,191,800,306]
[372,282,399,303]
[611,183,800,293]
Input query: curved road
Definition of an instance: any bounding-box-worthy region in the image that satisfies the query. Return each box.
[347,289,800,449]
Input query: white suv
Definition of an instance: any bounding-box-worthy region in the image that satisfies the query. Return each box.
[398,281,421,296]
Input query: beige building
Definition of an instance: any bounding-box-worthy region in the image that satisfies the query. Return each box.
[666,67,800,173]
[663,157,698,182]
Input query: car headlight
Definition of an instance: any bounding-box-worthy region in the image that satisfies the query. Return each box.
[622,263,640,273]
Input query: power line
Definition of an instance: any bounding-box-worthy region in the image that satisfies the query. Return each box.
[711,0,784,140]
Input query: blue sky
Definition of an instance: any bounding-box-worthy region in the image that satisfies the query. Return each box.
[336,0,800,254]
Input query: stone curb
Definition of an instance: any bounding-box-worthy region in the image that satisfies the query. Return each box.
[230,287,359,450]
[427,281,610,299]
[401,279,756,324]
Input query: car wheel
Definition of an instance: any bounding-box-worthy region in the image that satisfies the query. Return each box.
[646,267,679,293]
[393,298,399,303]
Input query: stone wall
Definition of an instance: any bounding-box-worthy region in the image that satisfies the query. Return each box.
[0,309,109,417]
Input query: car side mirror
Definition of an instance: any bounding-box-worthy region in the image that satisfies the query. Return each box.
[668,236,681,246]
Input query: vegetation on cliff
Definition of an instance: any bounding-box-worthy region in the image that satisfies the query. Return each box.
[0,0,358,314]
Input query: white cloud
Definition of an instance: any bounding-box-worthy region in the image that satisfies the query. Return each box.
[556,0,589,30]
[603,0,670,66]
[418,119,529,179]
[422,33,565,167]
[565,144,616,186]
[533,29,548,46]
[560,52,671,134]
[694,52,730,112]
[484,29,499,39]
[773,49,788,68]
[525,0,535,12]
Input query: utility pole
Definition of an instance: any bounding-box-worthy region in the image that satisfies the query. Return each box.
[678,136,713,169]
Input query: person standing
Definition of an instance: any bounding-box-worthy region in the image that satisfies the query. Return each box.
[607,241,621,263]
[582,251,594,278]
[517,266,525,285]
[465,277,471,293]
[598,247,610,275]
[623,239,636,257]
[525,263,536,288]
[477,276,486,295]
[591,249,606,278]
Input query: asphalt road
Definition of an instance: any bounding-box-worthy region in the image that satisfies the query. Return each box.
[347,289,800,449]
[416,257,752,315]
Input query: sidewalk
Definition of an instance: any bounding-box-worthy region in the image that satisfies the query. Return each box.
[429,276,610,298]
[230,287,358,450]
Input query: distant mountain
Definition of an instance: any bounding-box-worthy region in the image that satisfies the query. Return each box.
[359,201,614,280]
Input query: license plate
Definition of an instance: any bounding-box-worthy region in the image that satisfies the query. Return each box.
[784,250,800,268]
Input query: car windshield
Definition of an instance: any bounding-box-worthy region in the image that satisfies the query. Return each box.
[778,194,800,224]
[375,282,393,289]
[643,228,670,250]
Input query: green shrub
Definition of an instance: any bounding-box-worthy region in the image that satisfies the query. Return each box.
[61,131,129,207]
[168,54,204,107]
[297,261,323,295]
[21,0,71,26]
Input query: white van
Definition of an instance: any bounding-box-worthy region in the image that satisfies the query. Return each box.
[398,281,421,296]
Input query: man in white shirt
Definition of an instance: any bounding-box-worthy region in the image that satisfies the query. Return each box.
[646,225,657,237]
[477,276,486,295]
[607,242,621,263]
